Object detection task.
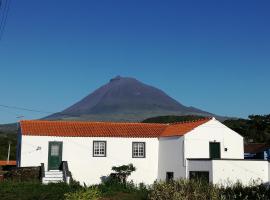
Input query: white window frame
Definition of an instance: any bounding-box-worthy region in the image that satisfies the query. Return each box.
[93,141,106,157]
[132,142,145,158]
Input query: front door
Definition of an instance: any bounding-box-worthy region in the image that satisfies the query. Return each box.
[209,142,220,159]
[48,141,62,170]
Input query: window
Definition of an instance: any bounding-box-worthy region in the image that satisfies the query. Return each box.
[51,144,60,156]
[166,172,174,182]
[189,171,209,183]
[93,141,106,157]
[132,142,145,158]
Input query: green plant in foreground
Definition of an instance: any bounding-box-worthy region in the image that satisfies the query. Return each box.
[64,186,100,200]
[110,163,136,184]
[149,179,219,200]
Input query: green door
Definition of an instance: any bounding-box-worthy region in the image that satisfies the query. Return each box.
[209,142,220,159]
[48,141,63,170]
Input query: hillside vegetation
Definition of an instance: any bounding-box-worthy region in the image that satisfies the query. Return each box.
[142,115,206,123]
[223,114,270,143]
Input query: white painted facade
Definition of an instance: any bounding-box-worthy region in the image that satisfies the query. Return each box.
[20,136,159,185]
[157,119,244,181]
[184,119,244,160]
[19,118,269,185]
[158,136,186,180]
[188,159,269,185]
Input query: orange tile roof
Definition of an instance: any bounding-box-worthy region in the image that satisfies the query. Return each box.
[0,160,16,166]
[20,118,212,138]
[161,118,211,137]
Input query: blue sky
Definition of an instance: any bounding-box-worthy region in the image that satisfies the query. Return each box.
[0,0,269,124]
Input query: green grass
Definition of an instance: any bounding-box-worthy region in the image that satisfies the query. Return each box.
[0,181,79,200]
[0,179,270,200]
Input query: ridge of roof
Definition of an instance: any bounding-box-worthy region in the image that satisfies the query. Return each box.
[20,120,167,126]
[169,117,213,125]
[161,118,212,137]
[20,118,212,138]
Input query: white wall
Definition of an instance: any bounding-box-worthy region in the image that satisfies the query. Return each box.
[157,136,186,180]
[20,136,159,185]
[188,159,269,186]
[212,160,269,185]
[184,118,244,159]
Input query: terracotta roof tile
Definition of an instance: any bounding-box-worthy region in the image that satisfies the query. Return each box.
[0,160,16,166]
[20,118,212,138]
[161,118,211,137]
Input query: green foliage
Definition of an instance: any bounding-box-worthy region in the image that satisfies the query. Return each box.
[98,180,149,200]
[64,186,100,200]
[142,115,206,123]
[1,179,270,200]
[148,179,270,200]
[0,181,79,200]
[219,181,270,200]
[110,163,136,184]
[148,179,220,200]
[224,114,270,143]
[0,133,17,160]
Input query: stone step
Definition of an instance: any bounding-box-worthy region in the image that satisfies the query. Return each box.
[45,171,63,176]
[42,179,63,184]
[43,177,63,182]
[45,174,63,178]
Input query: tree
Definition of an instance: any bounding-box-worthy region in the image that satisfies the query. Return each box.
[223,114,270,144]
[110,164,136,184]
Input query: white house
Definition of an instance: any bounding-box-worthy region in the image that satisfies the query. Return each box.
[17,118,270,185]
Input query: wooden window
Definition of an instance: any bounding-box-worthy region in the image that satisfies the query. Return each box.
[132,142,145,158]
[93,141,106,157]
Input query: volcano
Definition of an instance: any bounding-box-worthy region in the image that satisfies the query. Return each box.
[47,76,223,121]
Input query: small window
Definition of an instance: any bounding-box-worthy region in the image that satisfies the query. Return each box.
[189,171,209,183]
[51,144,60,156]
[166,172,174,182]
[132,142,145,158]
[93,141,106,157]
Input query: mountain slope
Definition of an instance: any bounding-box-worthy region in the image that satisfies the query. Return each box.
[47,76,223,122]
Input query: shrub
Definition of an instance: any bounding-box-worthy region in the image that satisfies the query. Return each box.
[110,163,136,184]
[64,186,100,200]
[148,179,270,200]
[0,181,77,200]
[97,178,149,199]
[148,179,220,200]
[219,181,270,200]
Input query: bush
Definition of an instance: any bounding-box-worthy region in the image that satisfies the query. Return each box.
[109,163,136,184]
[97,179,149,199]
[219,181,270,199]
[0,181,79,200]
[64,186,100,200]
[148,179,270,200]
[149,179,219,200]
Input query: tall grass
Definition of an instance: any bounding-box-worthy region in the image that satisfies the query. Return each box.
[148,179,220,200]
[0,179,269,200]
[0,180,80,200]
[148,179,270,200]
